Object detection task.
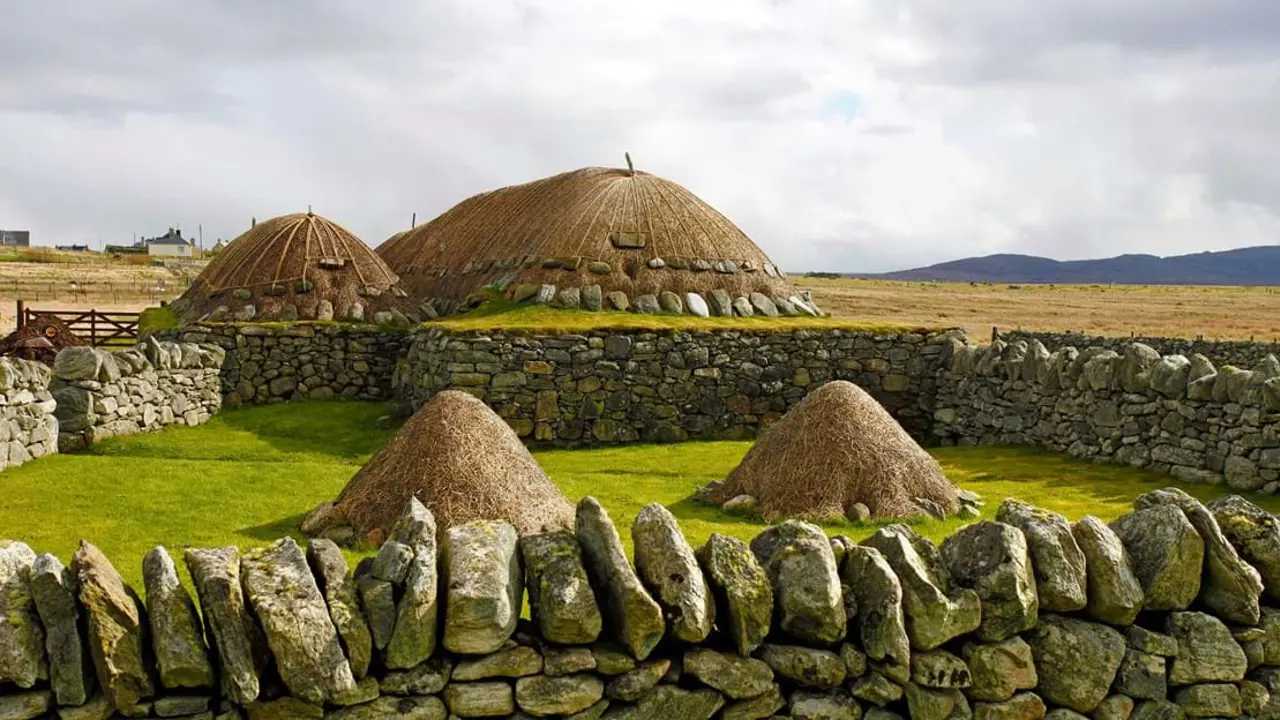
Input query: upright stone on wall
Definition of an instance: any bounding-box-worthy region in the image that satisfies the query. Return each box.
[442,520,522,655]
[575,497,665,661]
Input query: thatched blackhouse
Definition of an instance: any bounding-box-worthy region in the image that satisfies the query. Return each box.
[169,212,413,324]
[378,162,821,317]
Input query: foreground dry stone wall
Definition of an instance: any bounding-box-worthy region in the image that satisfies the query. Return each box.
[51,338,225,450]
[403,328,952,445]
[936,336,1280,491]
[3,490,1280,720]
[156,324,407,406]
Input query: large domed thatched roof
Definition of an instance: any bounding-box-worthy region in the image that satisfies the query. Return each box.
[170,212,412,323]
[378,164,806,314]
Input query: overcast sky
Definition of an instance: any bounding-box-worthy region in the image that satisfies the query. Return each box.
[2,1,1278,273]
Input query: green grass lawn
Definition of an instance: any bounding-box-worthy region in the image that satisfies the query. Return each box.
[4,400,1276,591]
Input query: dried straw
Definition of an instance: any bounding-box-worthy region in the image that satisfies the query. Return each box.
[333,390,574,537]
[172,212,411,322]
[706,381,961,521]
[377,166,798,302]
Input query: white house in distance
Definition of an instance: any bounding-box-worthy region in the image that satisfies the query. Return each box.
[144,228,196,258]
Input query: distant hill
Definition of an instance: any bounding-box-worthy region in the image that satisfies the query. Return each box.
[858,246,1280,285]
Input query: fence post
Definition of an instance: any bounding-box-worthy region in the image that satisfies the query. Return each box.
[90,311,97,347]
[990,326,998,342]
[15,300,23,330]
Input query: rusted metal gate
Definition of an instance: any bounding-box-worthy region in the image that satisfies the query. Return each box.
[16,301,141,347]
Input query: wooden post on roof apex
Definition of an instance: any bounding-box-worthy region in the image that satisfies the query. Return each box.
[625,152,634,176]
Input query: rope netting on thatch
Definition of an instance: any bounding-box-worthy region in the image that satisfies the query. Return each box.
[706,380,962,521]
[332,390,575,537]
[171,212,412,323]
[377,166,799,302]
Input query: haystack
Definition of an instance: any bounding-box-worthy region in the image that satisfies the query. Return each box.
[377,162,818,316]
[315,390,574,540]
[169,211,413,324]
[703,380,961,521]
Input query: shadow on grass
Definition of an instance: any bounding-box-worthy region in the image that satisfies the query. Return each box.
[216,401,399,461]
[237,513,309,543]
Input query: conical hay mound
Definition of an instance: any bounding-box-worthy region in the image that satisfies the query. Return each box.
[706,380,960,521]
[333,390,574,536]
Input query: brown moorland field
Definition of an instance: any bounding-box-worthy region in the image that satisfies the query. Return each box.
[800,277,1280,342]
[0,249,202,334]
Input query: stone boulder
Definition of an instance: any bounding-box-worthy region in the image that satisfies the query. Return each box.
[1071,516,1144,626]
[788,688,861,720]
[633,503,715,643]
[515,674,605,716]
[28,553,89,705]
[1149,355,1191,398]
[1024,615,1125,714]
[185,546,268,705]
[1135,487,1262,625]
[758,645,846,690]
[73,541,154,711]
[751,521,846,645]
[963,637,1037,702]
[442,520,522,655]
[575,497,664,660]
[241,537,356,704]
[973,692,1046,720]
[386,500,441,671]
[940,521,1037,642]
[1119,343,1160,392]
[841,545,911,677]
[1207,494,1280,603]
[1111,505,1204,611]
[995,500,1087,612]
[862,525,981,650]
[683,648,774,699]
[1115,649,1167,700]
[605,685,724,720]
[306,539,373,681]
[1165,612,1247,685]
[0,541,45,691]
[142,546,214,689]
[1172,683,1241,718]
[521,530,603,645]
[697,533,772,656]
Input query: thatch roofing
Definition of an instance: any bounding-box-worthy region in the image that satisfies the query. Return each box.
[704,381,962,521]
[322,390,575,538]
[378,165,798,304]
[170,212,412,323]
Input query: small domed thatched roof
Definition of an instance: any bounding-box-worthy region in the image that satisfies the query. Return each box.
[704,381,962,522]
[170,212,412,323]
[321,390,574,538]
[378,164,800,309]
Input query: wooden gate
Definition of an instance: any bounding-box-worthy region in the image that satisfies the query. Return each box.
[16,301,141,347]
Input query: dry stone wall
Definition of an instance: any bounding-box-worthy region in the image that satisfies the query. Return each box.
[1004,331,1280,373]
[936,336,1280,492]
[0,357,57,470]
[402,328,953,446]
[156,323,408,406]
[4,491,1280,720]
